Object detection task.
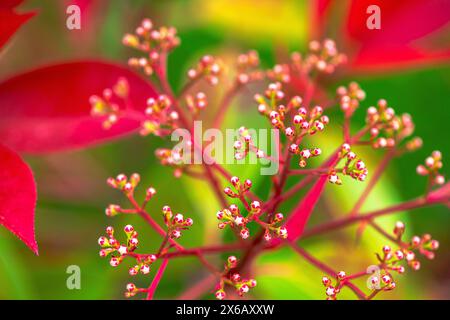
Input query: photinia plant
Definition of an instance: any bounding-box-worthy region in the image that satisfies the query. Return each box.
[0,1,448,300]
[91,18,448,300]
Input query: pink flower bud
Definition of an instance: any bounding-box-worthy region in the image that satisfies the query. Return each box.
[129,238,139,247]
[118,245,128,256]
[106,226,114,235]
[110,257,120,267]
[231,273,241,282]
[410,260,421,271]
[129,266,139,276]
[140,264,150,274]
[300,149,311,159]
[171,230,181,239]
[381,275,391,284]
[215,290,226,300]
[289,144,299,153]
[185,218,193,226]
[411,236,421,247]
[124,225,134,233]
[395,250,404,260]
[249,279,257,288]
[326,286,336,296]
[394,221,405,235]
[430,240,439,250]
[126,283,136,292]
[240,228,250,239]
[406,251,415,261]
[228,256,237,267]
[98,236,108,247]
[239,284,250,294]
[322,276,331,286]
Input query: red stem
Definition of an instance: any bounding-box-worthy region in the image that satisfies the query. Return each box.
[146,258,169,300]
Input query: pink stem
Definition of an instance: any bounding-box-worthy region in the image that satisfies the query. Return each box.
[146,258,169,300]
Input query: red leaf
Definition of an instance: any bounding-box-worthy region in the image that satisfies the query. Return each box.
[0,61,157,154]
[0,0,26,8]
[0,1,35,51]
[285,154,339,242]
[346,0,450,70]
[313,0,450,71]
[0,143,38,254]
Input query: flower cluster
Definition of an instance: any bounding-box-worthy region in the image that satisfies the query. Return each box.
[218,176,287,241]
[337,82,366,117]
[416,151,445,186]
[366,99,417,149]
[322,221,440,300]
[233,126,265,161]
[187,55,223,86]
[162,206,193,239]
[107,173,141,195]
[291,39,346,74]
[123,18,180,75]
[185,91,208,114]
[328,143,368,185]
[98,225,142,268]
[140,94,180,136]
[140,95,179,136]
[124,283,148,298]
[235,50,264,85]
[154,147,190,178]
[266,63,290,83]
[89,77,129,129]
[321,271,353,300]
[215,256,257,300]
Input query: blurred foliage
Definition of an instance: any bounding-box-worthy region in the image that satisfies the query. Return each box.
[0,0,448,299]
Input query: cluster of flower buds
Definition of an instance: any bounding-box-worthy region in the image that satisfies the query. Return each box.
[366,99,417,149]
[107,173,141,195]
[336,82,366,116]
[223,176,253,198]
[215,256,257,300]
[321,271,348,300]
[154,147,189,178]
[218,177,257,239]
[256,83,329,135]
[361,221,440,294]
[123,18,180,75]
[328,144,368,184]
[217,204,251,239]
[291,39,346,75]
[89,78,129,129]
[391,221,440,269]
[140,94,179,136]
[233,127,265,160]
[366,268,397,292]
[235,50,264,85]
[289,145,322,168]
[266,63,290,83]
[263,213,288,241]
[162,206,193,239]
[416,151,445,186]
[98,225,140,268]
[187,55,222,86]
[124,282,148,298]
[185,92,207,114]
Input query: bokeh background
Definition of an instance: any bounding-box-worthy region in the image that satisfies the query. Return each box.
[0,0,449,299]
